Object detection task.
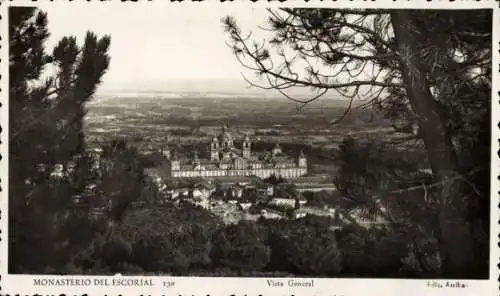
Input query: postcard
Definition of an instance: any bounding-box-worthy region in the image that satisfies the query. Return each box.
[1,0,498,295]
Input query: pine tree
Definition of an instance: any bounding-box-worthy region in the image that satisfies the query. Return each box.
[223,9,491,277]
[9,7,111,273]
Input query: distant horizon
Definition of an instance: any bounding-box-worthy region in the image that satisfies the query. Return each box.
[42,6,359,102]
[96,78,271,95]
[94,78,344,101]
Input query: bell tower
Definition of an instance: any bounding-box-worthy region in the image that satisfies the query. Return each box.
[243,134,251,158]
[193,150,201,169]
[210,136,219,161]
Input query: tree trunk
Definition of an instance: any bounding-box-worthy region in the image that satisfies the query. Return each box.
[390,11,474,277]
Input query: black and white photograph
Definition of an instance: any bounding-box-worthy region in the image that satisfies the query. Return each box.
[3,1,497,294]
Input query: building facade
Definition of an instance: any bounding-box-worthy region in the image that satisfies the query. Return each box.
[169,126,307,179]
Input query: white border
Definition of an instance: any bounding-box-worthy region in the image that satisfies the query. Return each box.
[1,0,498,295]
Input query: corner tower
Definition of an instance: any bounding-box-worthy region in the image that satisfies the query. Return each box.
[298,150,307,168]
[243,134,251,158]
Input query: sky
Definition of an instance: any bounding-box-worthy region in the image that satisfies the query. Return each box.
[42,5,272,94]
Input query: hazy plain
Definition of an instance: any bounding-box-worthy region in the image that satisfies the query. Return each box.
[84,92,395,173]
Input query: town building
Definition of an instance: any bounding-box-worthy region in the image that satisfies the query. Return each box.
[268,197,298,208]
[292,174,338,192]
[168,126,308,179]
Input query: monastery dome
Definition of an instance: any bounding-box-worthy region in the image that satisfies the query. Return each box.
[219,125,234,143]
[222,131,233,142]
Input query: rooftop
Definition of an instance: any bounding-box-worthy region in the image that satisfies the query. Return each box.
[210,175,260,184]
[291,174,333,184]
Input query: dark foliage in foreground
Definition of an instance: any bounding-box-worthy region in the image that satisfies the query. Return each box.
[9,7,111,273]
[223,8,491,278]
[64,200,459,278]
